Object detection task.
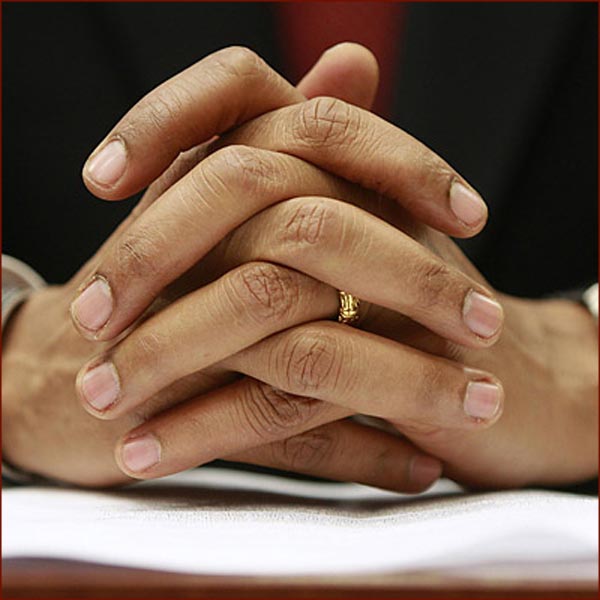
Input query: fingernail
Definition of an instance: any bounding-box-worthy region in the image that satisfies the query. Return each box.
[449,181,487,227]
[463,291,503,339]
[122,435,161,473]
[410,455,443,489]
[85,139,127,187]
[464,381,502,420]
[80,362,120,412]
[71,277,113,333]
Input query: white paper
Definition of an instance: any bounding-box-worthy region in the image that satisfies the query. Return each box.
[3,467,597,581]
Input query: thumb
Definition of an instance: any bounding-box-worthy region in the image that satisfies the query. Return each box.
[295,42,380,110]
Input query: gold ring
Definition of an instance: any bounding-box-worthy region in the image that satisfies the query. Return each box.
[338,291,360,325]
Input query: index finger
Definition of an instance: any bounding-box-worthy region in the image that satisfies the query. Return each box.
[82,46,304,200]
[82,45,487,239]
[220,97,489,237]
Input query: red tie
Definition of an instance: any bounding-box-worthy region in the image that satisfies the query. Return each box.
[276,2,406,119]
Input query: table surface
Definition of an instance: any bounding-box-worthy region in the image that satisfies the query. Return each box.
[3,559,598,599]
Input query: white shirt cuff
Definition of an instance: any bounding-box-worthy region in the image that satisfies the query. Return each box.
[2,255,46,484]
[582,283,598,321]
[2,254,46,330]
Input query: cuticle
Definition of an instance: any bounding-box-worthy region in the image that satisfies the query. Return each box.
[77,358,121,413]
[71,274,113,334]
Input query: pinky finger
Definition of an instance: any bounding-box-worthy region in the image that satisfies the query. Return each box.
[115,376,442,494]
[226,420,443,494]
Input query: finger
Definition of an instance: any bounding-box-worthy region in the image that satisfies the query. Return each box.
[132,142,213,214]
[221,98,488,238]
[227,421,442,494]
[82,46,304,200]
[72,142,500,346]
[75,262,337,419]
[204,197,503,348]
[68,140,214,295]
[82,43,379,201]
[76,42,381,294]
[70,148,359,340]
[112,43,380,222]
[114,376,442,493]
[223,321,505,436]
[296,42,379,109]
[74,209,501,422]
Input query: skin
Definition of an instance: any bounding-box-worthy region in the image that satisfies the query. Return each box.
[3,45,448,491]
[2,45,597,491]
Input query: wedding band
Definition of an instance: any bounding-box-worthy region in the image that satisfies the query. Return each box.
[337,291,360,325]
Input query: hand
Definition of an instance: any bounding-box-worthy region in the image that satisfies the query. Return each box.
[102,227,598,490]
[73,46,491,345]
[222,237,598,490]
[2,45,457,491]
[73,43,595,490]
[64,45,509,489]
[6,45,594,492]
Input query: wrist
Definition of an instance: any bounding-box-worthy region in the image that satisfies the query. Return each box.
[3,287,59,472]
[505,293,598,485]
[2,284,138,486]
[2,285,84,477]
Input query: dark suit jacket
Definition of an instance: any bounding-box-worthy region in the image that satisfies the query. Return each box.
[3,2,597,297]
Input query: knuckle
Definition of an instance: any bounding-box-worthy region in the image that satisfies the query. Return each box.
[212,46,265,82]
[225,262,298,325]
[240,382,325,441]
[392,364,464,439]
[410,260,453,311]
[295,96,360,148]
[202,145,276,197]
[413,148,455,194]
[134,83,191,142]
[279,199,340,252]
[274,429,336,471]
[222,145,278,190]
[114,227,162,279]
[190,151,229,201]
[136,331,168,365]
[413,361,449,419]
[280,328,342,394]
[119,329,167,380]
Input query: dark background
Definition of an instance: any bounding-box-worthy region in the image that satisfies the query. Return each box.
[3,2,597,297]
